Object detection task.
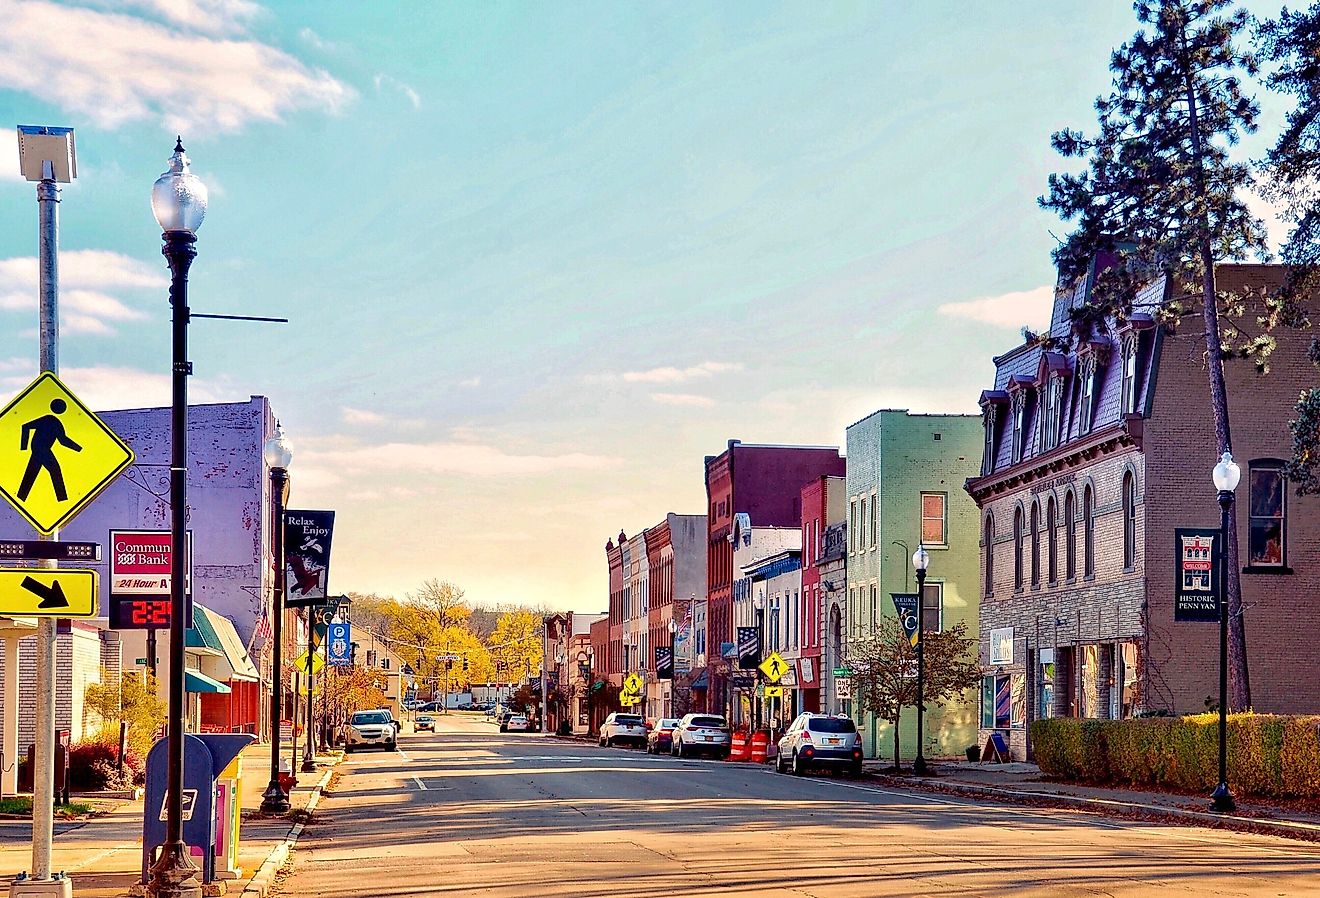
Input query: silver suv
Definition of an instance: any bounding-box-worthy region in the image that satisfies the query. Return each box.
[599,712,647,748]
[671,714,731,759]
[776,713,862,775]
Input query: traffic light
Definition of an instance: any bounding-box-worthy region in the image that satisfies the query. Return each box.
[462,657,469,673]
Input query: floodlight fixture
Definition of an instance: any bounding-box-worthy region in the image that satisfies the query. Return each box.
[16,125,76,183]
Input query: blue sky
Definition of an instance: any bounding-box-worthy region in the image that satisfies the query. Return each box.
[0,1,1287,611]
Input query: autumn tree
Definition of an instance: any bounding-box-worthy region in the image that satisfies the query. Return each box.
[487,609,544,683]
[1040,0,1270,710]
[83,672,167,756]
[845,618,980,769]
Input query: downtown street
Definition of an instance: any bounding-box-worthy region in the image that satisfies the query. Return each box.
[275,715,1320,897]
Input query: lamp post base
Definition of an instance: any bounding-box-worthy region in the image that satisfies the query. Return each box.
[259,781,290,815]
[301,755,317,774]
[913,756,928,776]
[144,841,202,898]
[8,873,72,898]
[1210,782,1236,813]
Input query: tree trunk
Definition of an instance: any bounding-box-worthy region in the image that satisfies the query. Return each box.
[1184,37,1252,711]
[892,711,901,770]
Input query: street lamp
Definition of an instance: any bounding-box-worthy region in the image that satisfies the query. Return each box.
[302,611,317,773]
[752,593,765,730]
[667,618,678,716]
[1211,451,1240,813]
[146,137,207,898]
[913,545,930,776]
[260,425,293,815]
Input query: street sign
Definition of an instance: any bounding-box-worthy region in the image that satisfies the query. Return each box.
[328,622,351,666]
[759,651,789,683]
[832,667,852,678]
[0,540,99,561]
[623,671,644,694]
[0,568,97,617]
[109,530,193,596]
[0,372,133,535]
[835,680,853,700]
[293,649,325,675]
[764,685,784,699]
[619,691,641,707]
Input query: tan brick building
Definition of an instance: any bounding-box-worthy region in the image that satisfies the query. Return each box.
[967,261,1320,760]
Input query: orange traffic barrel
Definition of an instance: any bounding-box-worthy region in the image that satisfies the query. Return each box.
[749,730,769,763]
[729,730,749,761]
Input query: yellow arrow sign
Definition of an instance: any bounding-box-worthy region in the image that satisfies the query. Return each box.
[619,692,641,706]
[0,568,97,617]
[764,685,784,699]
[0,373,134,535]
[759,651,789,683]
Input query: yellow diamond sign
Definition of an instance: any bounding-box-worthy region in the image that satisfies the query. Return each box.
[294,650,325,675]
[759,651,789,683]
[0,373,133,535]
[623,672,644,694]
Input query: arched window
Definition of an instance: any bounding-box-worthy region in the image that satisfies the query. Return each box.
[1013,506,1024,589]
[1084,485,1096,577]
[984,513,995,596]
[1123,471,1137,570]
[1065,491,1077,580]
[1030,501,1041,586]
[1047,496,1058,583]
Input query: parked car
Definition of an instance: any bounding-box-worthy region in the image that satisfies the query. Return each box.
[501,713,531,733]
[599,712,647,748]
[646,718,681,754]
[417,701,443,713]
[415,715,435,732]
[775,713,863,776]
[671,714,731,759]
[344,710,397,752]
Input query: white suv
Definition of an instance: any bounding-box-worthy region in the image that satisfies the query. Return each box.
[345,710,397,752]
[776,713,863,776]
[599,712,647,748]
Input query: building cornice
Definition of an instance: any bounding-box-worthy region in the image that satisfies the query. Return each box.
[964,418,1141,504]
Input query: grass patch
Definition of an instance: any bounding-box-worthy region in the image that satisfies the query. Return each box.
[0,797,97,817]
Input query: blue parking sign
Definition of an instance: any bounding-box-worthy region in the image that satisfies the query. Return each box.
[328,621,351,666]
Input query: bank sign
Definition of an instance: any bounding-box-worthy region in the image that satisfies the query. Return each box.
[109,530,192,596]
[1174,527,1219,622]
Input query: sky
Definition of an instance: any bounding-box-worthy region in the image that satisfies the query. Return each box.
[0,0,1291,613]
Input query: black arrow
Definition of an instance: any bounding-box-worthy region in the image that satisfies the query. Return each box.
[21,576,68,609]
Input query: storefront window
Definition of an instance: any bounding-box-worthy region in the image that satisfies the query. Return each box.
[1079,644,1100,719]
[981,674,1012,729]
[1011,674,1026,729]
[1039,651,1055,720]
[1249,462,1286,567]
[1120,642,1140,719]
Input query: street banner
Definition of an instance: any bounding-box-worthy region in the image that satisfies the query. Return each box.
[736,626,760,670]
[1174,527,1220,622]
[328,622,352,666]
[654,645,673,680]
[283,510,335,607]
[891,593,920,646]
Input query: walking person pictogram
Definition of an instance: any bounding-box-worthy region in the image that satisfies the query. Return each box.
[18,399,82,502]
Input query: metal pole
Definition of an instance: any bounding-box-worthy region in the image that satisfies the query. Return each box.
[1211,490,1236,812]
[27,170,61,891]
[302,624,316,772]
[320,616,331,751]
[146,228,201,898]
[147,629,158,679]
[756,608,764,731]
[289,660,299,782]
[914,568,927,776]
[541,619,549,734]
[260,468,290,813]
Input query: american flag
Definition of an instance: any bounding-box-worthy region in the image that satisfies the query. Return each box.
[252,606,273,645]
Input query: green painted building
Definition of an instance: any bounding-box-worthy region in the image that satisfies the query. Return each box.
[843,409,982,762]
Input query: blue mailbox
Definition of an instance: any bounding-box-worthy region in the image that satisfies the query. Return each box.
[141,733,255,884]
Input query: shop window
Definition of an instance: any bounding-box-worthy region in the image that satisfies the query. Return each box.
[981,674,1012,729]
[1079,644,1100,719]
[921,492,947,546]
[1038,650,1055,720]
[1248,461,1287,568]
[1119,642,1140,719]
[920,581,942,633]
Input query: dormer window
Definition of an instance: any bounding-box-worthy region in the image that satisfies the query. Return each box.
[1012,391,1027,464]
[982,406,997,475]
[1079,356,1097,433]
[1120,333,1138,415]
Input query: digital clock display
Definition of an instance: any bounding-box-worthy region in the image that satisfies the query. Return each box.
[109,596,173,630]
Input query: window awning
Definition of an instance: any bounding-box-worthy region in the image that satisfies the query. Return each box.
[202,606,260,682]
[185,669,231,694]
[189,604,260,683]
[690,670,708,690]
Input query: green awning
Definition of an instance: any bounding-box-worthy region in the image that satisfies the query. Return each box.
[185,669,231,694]
[185,604,224,651]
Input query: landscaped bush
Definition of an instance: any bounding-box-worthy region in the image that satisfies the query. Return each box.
[1030,713,1320,799]
[68,739,144,791]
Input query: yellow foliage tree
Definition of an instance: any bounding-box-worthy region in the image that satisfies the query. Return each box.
[487,609,543,684]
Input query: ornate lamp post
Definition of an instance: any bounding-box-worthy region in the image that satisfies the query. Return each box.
[752,593,765,730]
[667,618,678,716]
[913,545,930,776]
[1211,452,1239,813]
[260,426,293,814]
[146,137,207,898]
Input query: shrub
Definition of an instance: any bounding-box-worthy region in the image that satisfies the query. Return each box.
[68,739,145,791]
[1030,713,1320,799]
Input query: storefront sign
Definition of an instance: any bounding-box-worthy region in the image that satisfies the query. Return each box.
[989,627,1014,665]
[1174,527,1220,622]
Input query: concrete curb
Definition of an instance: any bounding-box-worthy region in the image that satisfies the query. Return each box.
[240,763,336,897]
[868,774,1320,842]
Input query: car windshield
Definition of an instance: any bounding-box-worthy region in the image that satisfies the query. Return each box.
[350,712,390,725]
[615,715,644,726]
[807,717,857,734]
[690,716,726,729]
[658,719,680,728]
[509,714,526,721]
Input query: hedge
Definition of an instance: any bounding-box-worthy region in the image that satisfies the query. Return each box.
[1030,713,1320,799]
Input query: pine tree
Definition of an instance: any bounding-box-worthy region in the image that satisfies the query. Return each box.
[1040,0,1268,711]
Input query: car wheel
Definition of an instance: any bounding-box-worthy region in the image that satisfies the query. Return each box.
[500,726,508,733]
[776,751,787,773]
[848,763,863,779]
[675,740,684,759]
[390,742,398,751]
[345,745,354,754]
[599,737,606,748]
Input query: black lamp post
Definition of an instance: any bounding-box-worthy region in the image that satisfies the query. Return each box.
[302,615,317,773]
[753,593,765,730]
[146,137,207,898]
[260,426,293,814]
[1211,451,1240,813]
[913,545,930,777]
[667,618,678,717]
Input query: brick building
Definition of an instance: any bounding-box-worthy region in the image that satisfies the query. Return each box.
[703,441,845,717]
[801,475,845,714]
[966,261,1320,760]
[643,514,706,718]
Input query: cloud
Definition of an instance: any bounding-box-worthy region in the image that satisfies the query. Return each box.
[91,0,262,35]
[651,392,715,408]
[298,26,338,53]
[620,361,742,384]
[0,363,233,410]
[936,286,1054,330]
[0,249,166,335]
[458,376,481,388]
[298,437,618,483]
[374,73,421,110]
[0,1,353,134]
[0,131,19,183]
[340,406,424,430]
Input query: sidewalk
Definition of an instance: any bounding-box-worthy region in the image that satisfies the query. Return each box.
[862,758,1320,840]
[0,742,340,897]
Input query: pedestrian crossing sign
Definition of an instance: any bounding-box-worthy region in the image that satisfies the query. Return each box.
[759,651,789,683]
[0,373,133,535]
[623,672,644,694]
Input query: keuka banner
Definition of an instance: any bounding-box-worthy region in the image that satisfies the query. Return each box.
[284,510,335,607]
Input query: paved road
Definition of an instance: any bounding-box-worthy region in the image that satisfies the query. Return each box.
[277,715,1320,896]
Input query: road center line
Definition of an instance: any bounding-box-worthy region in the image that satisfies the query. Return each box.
[413,775,427,791]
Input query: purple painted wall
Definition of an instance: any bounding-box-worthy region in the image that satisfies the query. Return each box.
[0,395,278,644]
